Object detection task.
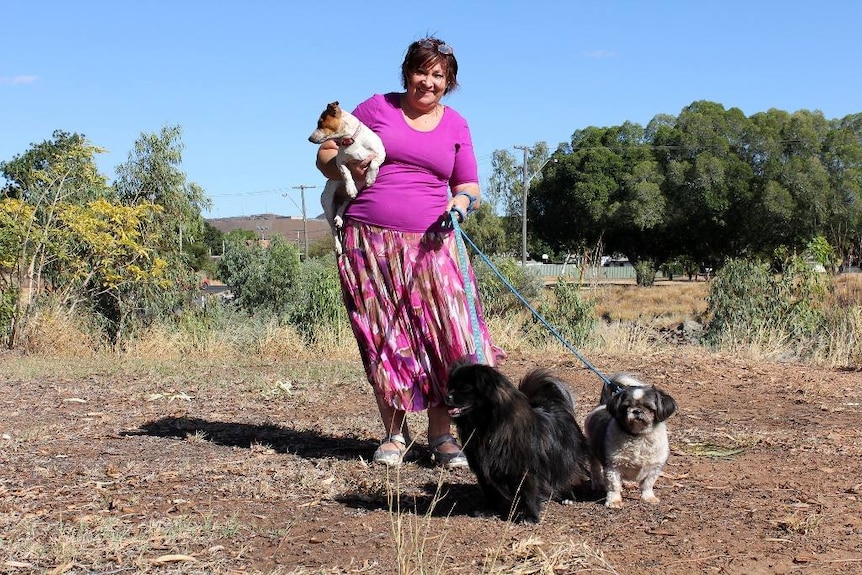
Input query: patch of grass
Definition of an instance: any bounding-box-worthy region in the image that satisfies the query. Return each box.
[0,512,246,573]
[774,510,824,536]
[483,536,619,574]
[680,442,747,459]
[592,282,709,327]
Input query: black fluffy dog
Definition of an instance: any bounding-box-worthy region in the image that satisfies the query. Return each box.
[445,362,590,523]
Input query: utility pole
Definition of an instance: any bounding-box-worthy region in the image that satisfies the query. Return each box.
[515,146,556,267]
[515,146,530,266]
[289,185,317,260]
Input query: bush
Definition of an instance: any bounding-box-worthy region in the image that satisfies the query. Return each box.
[217,235,301,317]
[705,256,827,352]
[473,256,545,318]
[0,288,16,347]
[287,254,348,341]
[634,259,657,286]
[530,279,596,349]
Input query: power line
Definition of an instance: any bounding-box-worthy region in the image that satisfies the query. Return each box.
[207,187,293,199]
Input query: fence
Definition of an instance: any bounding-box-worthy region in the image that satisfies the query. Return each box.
[529,263,670,282]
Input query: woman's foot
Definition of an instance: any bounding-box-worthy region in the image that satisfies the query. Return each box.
[429,433,468,469]
[373,433,408,467]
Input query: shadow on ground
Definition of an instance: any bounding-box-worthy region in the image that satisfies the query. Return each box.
[125,416,376,460]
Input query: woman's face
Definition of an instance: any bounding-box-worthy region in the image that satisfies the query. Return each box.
[406,61,448,110]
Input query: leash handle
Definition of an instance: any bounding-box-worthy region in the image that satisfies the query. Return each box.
[449,212,486,364]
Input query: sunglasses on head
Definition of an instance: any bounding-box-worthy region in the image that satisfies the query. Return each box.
[418,39,454,56]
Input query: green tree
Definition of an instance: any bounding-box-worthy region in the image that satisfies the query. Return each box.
[1,130,111,204]
[0,199,37,346]
[114,125,211,257]
[460,203,509,257]
[0,134,114,347]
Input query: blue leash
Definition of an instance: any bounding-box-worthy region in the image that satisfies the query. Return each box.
[449,212,612,387]
[449,212,486,364]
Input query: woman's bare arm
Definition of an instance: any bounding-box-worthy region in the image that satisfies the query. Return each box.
[316,140,378,181]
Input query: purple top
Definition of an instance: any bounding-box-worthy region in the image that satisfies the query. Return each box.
[345,93,479,233]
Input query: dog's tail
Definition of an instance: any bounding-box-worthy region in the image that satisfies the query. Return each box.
[519,369,576,414]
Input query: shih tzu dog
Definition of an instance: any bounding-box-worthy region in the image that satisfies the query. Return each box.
[584,373,678,508]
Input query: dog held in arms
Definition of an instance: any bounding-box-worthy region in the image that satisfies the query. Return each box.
[308,101,385,254]
[583,373,678,508]
[445,361,591,523]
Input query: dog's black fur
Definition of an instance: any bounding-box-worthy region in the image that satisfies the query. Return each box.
[445,361,591,523]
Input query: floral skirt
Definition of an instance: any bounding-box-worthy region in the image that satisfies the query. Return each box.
[337,221,505,412]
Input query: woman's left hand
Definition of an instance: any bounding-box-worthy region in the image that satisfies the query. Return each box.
[446,185,480,221]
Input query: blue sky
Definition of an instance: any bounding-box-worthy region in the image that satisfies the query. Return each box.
[2,1,860,219]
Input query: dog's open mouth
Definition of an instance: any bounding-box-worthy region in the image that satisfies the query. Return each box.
[447,406,466,418]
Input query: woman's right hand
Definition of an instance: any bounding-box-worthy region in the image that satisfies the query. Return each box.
[345,154,378,180]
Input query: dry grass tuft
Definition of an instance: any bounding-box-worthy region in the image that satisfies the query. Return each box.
[18,307,100,356]
[831,273,862,306]
[482,536,619,574]
[127,320,358,363]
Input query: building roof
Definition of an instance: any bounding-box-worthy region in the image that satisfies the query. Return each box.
[207,213,330,247]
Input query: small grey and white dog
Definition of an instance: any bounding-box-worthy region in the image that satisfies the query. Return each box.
[584,373,678,508]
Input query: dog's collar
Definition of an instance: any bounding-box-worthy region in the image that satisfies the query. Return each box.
[337,124,362,147]
[604,379,625,396]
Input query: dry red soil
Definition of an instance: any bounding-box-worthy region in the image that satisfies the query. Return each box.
[2,350,861,574]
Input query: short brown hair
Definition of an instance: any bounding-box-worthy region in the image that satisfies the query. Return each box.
[400,37,459,95]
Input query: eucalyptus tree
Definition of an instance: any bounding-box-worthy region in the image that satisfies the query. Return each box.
[661,101,754,264]
[822,113,862,262]
[529,127,618,256]
[113,124,211,257]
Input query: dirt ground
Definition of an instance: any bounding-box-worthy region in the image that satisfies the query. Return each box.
[1,348,861,574]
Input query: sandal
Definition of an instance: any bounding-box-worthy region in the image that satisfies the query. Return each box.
[429,433,469,469]
[373,433,409,467]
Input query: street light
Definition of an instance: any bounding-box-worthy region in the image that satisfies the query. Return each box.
[515,146,557,266]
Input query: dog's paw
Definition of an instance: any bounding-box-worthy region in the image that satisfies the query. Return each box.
[605,492,623,509]
[641,492,660,505]
[365,168,379,186]
[343,181,359,198]
[469,509,498,520]
[333,215,343,229]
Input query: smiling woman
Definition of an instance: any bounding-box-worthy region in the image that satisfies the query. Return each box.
[314,37,505,471]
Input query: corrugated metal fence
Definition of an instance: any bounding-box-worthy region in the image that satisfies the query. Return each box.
[530,264,670,282]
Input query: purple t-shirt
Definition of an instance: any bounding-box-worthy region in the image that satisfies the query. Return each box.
[345,93,479,233]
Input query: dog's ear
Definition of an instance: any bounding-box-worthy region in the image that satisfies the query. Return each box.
[653,388,678,422]
[326,101,341,116]
[605,389,625,418]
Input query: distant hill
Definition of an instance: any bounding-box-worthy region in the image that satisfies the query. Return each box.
[207,213,330,245]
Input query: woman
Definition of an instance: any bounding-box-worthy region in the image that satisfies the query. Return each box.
[315,37,504,468]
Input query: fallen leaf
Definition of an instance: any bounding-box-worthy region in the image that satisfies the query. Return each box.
[48,561,74,575]
[152,554,197,563]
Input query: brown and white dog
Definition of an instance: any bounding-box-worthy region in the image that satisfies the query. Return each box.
[308,101,385,254]
[584,373,678,508]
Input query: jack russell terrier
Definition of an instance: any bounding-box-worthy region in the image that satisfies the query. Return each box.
[308,101,385,254]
